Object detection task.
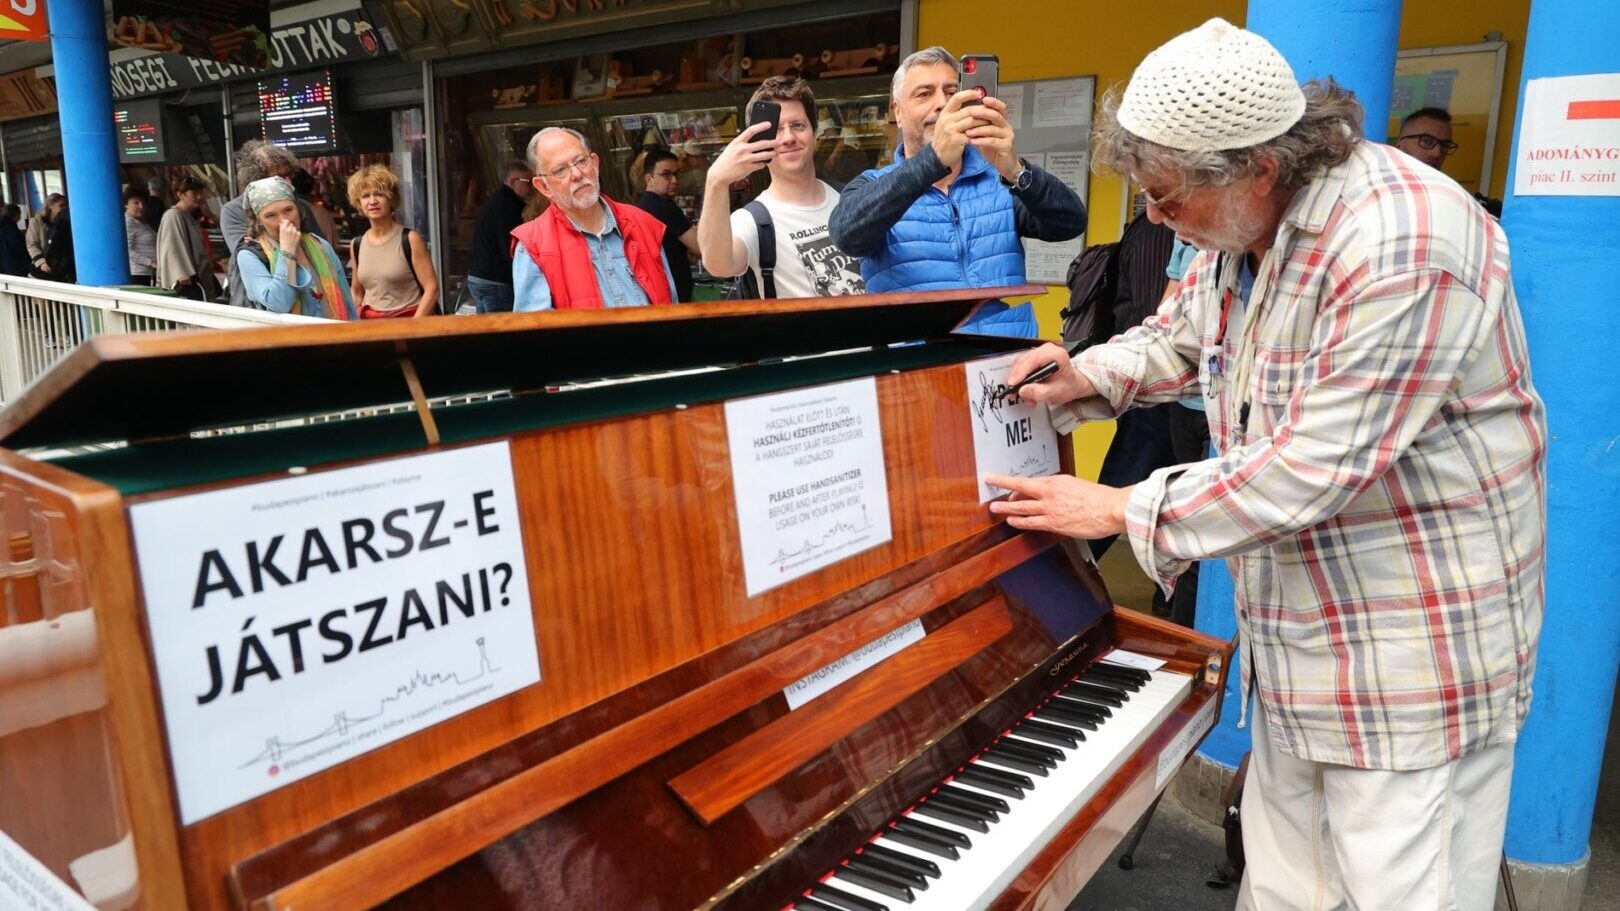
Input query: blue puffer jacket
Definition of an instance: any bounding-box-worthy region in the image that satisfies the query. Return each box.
[829,143,1088,338]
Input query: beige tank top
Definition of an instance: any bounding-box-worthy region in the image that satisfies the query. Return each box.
[354,225,420,313]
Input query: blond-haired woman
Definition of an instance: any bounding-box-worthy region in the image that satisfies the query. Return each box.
[347,164,438,318]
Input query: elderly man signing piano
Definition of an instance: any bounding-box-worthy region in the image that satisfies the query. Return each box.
[986,19,1546,911]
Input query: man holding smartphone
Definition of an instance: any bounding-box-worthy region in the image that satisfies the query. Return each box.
[828,46,1087,337]
[698,76,865,299]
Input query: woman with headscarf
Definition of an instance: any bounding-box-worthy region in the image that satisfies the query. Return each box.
[232,177,356,319]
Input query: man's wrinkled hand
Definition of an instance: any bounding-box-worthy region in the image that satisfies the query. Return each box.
[1005,343,1095,407]
[985,473,1132,540]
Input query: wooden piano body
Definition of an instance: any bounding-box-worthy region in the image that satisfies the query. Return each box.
[0,288,1231,911]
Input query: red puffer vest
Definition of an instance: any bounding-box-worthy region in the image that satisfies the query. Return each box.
[509,197,671,309]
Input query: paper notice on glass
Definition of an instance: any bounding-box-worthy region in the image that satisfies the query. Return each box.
[967,353,1061,502]
[1044,150,1090,197]
[1034,78,1094,129]
[127,442,541,825]
[726,378,894,596]
[998,83,1027,130]
[1023,234,1086,285]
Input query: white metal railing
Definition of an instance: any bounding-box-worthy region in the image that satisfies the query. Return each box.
[0,276,322,407]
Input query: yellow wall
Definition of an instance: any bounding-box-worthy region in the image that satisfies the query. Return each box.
[917,0,1530,477]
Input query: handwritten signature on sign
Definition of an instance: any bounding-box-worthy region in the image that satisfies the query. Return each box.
[970,369,1015,433]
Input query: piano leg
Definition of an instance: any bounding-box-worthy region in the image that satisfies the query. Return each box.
[1114,789,1165,871]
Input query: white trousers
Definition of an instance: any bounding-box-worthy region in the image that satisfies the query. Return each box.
[1235,701,1515,911]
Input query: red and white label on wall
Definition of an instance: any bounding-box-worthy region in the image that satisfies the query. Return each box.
[1514,73,1620,197]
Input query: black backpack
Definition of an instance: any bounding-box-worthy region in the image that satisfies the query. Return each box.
[725,200,777,300]
[1058,241,1121,354]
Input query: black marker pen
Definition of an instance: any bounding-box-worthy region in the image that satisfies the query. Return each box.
[1000,361,1060,400]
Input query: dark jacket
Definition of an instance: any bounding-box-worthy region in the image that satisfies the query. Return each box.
[469,184,529,284]
[44,210,74,283]
[1112,213,1177,334]
[0,219,28,276]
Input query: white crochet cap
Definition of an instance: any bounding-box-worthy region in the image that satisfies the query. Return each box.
[1118,18,1306,151]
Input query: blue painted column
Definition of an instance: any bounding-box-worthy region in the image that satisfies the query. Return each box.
[47,0,128,285]
[1191,0,1404,772]
[1500,0,1620,871]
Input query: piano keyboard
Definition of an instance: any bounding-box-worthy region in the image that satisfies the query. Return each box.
[790,658,1193,911]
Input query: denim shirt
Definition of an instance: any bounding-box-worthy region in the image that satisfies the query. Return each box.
[513,202,677,311]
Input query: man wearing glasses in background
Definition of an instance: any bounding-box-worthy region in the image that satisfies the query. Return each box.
[1393,106,1459,171]
[634,147,701,302]
[513,127,678,311]
[1393,107,1501,216]
[467,159,537,313]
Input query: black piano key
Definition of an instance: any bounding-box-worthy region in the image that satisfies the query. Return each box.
[832,870,911,904]
[1063,682,1126,705]
[893,816,973,848]
[925,789,999,823]
[1093,662,1152,683]
[1053,693,1113,717]
[861,842,942,878]
[1083,666,1146,690]
[882,825,962,860]
[1034,703,1100,730]
[957,763,1033,796]
[912,800,992,833]
[979,746,1050,776]
[810,883,889,911]
[993,736,1065,765]
[1013,718,1082,748]
[795,898,844,911]
[940,783,1010,812]
[1049,695,1109,718]
[846,854,929,891]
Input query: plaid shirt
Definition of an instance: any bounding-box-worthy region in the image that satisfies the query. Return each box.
[1056,142,1546,770]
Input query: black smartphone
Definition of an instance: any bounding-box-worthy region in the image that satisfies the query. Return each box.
[958,54,999,106]
[748,100,781,142]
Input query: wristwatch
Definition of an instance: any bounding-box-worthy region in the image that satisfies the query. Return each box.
[1001,160,1033,191]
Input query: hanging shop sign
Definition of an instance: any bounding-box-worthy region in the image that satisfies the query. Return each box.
[109,0,274,69]
[376,0,803,62]
[101,5,388,100]
[0,0,49,43]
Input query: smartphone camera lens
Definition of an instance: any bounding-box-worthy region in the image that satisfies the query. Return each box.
[962,58,977,74]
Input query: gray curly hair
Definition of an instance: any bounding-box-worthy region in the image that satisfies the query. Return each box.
[1094,78,1365,197]
[234,140,298,192]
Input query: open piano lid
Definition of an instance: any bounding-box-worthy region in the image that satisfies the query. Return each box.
[0,286,1044,450]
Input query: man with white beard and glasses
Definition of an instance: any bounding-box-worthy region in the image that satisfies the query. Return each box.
[513,127,679,310]
[987,19,1545,911]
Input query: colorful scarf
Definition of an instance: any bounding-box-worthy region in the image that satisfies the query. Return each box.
[260,235,357,320]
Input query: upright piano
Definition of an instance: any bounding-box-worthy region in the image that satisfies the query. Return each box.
[0,287,1230,911]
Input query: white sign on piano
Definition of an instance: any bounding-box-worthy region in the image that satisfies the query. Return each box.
[966,353,1062,502]
[725,377,894,597]
[128,442,541,825]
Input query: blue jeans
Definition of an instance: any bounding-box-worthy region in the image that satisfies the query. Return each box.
[466,275,514,314]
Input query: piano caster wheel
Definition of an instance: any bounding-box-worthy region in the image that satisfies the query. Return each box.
[1118,854,1135,870]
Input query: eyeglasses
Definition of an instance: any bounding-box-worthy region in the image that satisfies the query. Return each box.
[542,154,595,181]
[651,169,680,180]
[1135,176,1191,219]
[1399,133,1459,154]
